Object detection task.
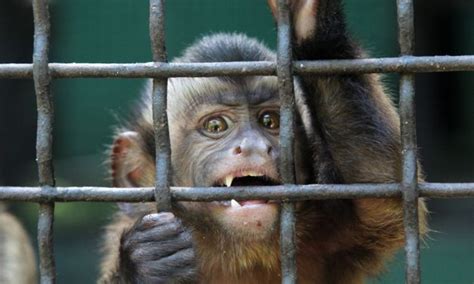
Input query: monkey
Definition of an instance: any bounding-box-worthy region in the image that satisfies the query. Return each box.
[0,203,37,284]
[99,0,428,283]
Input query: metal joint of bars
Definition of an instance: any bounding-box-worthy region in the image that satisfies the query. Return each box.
[0,1,473,284]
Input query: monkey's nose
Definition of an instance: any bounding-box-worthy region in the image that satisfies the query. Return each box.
[232,138,273,157]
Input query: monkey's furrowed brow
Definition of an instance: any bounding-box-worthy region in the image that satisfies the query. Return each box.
[214,91,277,107]
[247,89,279,106]
[213,91,247,106]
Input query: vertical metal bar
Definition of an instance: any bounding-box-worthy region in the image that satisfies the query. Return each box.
[37,204,55,284]
[397,0,420,283]
[149,0,171,212]
[32,0,56,283]
[276,0,297,283]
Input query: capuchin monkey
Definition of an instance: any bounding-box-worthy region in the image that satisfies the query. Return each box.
[0,203,37,284]
[100,0,427,283]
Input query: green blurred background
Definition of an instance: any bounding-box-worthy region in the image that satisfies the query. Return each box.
[0,0,473,283]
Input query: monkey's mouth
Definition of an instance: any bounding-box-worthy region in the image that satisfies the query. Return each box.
[216,176,280,187]
[212,174,280,207]
[207,172,280,236]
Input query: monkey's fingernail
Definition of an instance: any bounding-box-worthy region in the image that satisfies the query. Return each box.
[231,199,241,207]
[225,176,234,187]
[142,212,174,225]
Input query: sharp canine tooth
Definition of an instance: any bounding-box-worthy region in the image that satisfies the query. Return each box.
[231,199,241,207]
[225,176,233,187]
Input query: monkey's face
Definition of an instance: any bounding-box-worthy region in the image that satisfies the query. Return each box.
[168,77,283,240]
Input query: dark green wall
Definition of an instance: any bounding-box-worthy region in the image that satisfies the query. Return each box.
[48,0,400,188]
[2,0,472,283]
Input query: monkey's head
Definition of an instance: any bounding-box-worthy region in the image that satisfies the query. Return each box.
[111,34,312,242]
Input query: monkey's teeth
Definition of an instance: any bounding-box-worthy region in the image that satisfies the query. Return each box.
[243,171,261,177]
[231,199,242,207]
[224,176,234,187]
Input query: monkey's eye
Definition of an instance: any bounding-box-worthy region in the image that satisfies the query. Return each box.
[259,111,280,130]
[203,116,229,134]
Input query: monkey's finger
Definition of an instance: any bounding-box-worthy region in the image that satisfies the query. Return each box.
[135,253,197,284]
[130,231,193,262]
[132,248,196,281]
[139,212,176,230]
[131,225,184,244]
[126,221,186,247]
[147,247,196,276]
[133,256,197,284]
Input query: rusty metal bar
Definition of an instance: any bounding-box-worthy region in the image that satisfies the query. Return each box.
[37,204,55,284]
[276,0,297,283]
[397,0,420,283]
[32,0,56,283]
[418,183,474,197]
[149,0,171,212]
[400,75,420,284]
[1,55,474,79]
[0,183,473,202]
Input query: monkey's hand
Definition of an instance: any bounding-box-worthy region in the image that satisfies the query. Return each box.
[120,212,198,283]
[268,0,320,43]
[268,0,350,60]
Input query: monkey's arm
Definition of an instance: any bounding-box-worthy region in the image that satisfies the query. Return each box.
[272,0,403,183]
[270,1,427,281]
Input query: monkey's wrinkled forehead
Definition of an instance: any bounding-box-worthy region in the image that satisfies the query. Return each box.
[164,33,280,119]
[167,76,278,114]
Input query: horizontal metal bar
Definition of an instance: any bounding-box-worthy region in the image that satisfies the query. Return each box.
[418,183,474,197]
[0,183,473,202]
[0,55,473,79]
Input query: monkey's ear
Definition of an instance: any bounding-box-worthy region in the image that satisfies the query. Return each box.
[267,0,318,43]
[110,131,154,188]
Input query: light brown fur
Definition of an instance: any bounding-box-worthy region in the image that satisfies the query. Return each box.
[0,205,37,284]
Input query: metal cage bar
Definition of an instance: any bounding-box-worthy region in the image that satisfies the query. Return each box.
[32,0,56,283]
[1,183,474,202]
[397,0,421,283]
[150,0,172,212]
[276,0,297,283]
[1,56,474,79]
